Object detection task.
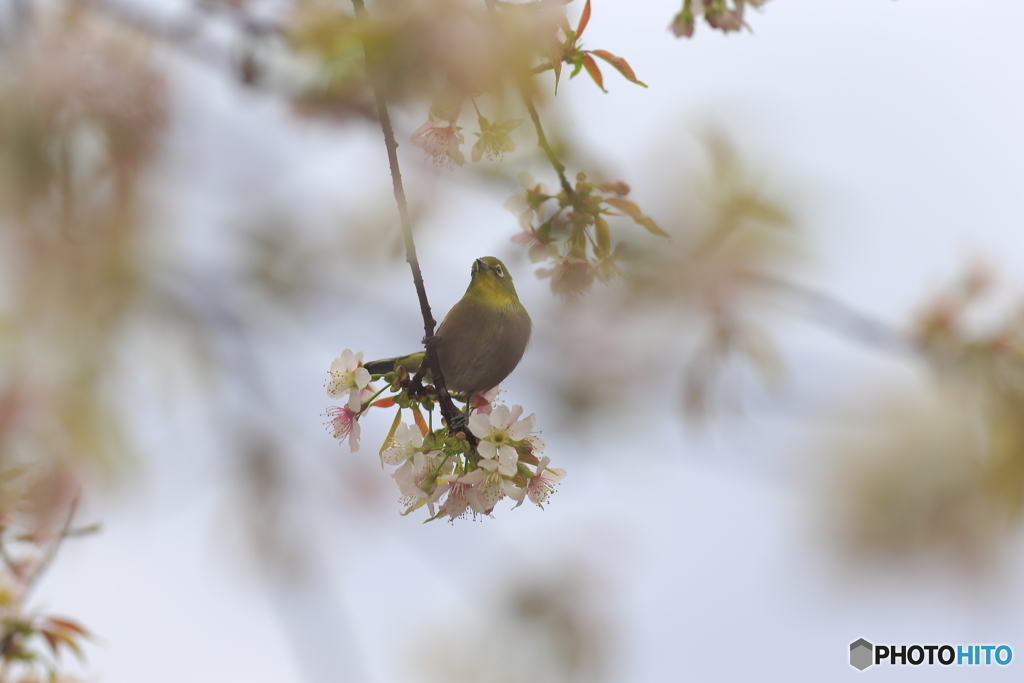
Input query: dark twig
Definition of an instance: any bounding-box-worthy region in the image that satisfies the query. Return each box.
[351,0,462,432]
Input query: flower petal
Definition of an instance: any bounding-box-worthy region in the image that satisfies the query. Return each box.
[347,388,362,412]
[349,420,361,453]
[490,405,511,428]
[459,469,487,486]
[510,413,535,441]
[381,447,405,466]
[504,480,526,504]
[394,423,410,443]
[469,413,492,439]
[477,440,498,460]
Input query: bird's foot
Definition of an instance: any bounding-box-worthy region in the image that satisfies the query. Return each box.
[448,413,477,447]
[422,334,441,350]
[449,412,468,434]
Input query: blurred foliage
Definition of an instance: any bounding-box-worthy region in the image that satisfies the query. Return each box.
[823,387,1007,571]
[0,7,166,480]
[0,9,167,677]
[1,480,94,683]
[286,0,560,116]
[538,134,796,425]
[670,0,772,38]
[419,559,615,683]
[813,265,1024,569]
[507,171,666,300]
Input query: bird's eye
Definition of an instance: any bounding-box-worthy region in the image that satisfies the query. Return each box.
[494,265,504,277]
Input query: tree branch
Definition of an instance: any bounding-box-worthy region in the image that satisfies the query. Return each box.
[351,0,462,432]
[522,91,575,200]
[747,273,920,357]
[22,496,79,600]
[481,0,575,200]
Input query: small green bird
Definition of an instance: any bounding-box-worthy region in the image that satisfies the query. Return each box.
[364,256,532,399]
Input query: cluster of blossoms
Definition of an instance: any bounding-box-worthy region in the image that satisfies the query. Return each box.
[670,0,772,38]
[506,171,668,299]
[412,110,532,167]
[325,350,564,521]
[407,0,645,168]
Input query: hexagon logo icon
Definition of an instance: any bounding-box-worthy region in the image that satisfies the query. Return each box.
[850,638,873,671]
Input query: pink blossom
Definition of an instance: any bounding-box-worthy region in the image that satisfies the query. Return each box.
[327,349,372,412]
[459,468,523,515]
[525,456,565,508]
[469,386,501,415]
[411,118,465,167]
[536,252,596,299]
[326,405,361,452]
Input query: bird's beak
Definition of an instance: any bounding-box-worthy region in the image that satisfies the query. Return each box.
[474,258,490,273]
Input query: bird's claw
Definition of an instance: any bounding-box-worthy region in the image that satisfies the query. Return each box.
[422,334,441,349]
[449,413,468,434]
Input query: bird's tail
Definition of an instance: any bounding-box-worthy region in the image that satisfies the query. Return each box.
[363,352,425,377]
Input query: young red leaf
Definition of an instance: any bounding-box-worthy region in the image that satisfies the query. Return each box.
[412,406,429,437]
[589,50,648,87]
[53,631,84,659]
[371,397,395,408]
[45,618,89,637]
[41,629,60,657]
[581,54,605,92]
[604,197,669,237]
[576,0,592,39]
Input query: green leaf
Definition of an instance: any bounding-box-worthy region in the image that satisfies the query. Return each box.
[588,49,647,87]
[595,215,611,255]
[379,408,402,467]
[549,39,564,93]
[604,197,669,237]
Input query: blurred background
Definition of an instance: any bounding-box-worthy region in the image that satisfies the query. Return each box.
[3,0,1024,681]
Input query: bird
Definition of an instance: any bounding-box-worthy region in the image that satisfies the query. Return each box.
[363,256,532,401]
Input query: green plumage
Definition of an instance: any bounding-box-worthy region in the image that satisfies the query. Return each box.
[365,257,531,397]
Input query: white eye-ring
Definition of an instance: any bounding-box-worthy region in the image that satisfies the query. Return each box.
[494,265,504,277]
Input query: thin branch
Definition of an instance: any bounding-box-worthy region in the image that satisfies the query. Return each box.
[481,0,575,200]
[22,496,79,600]
[13,524,101,543]
[0,537,22,580]
[748,273,920,357]
[351,0,462,431]
[522,91,575,199]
